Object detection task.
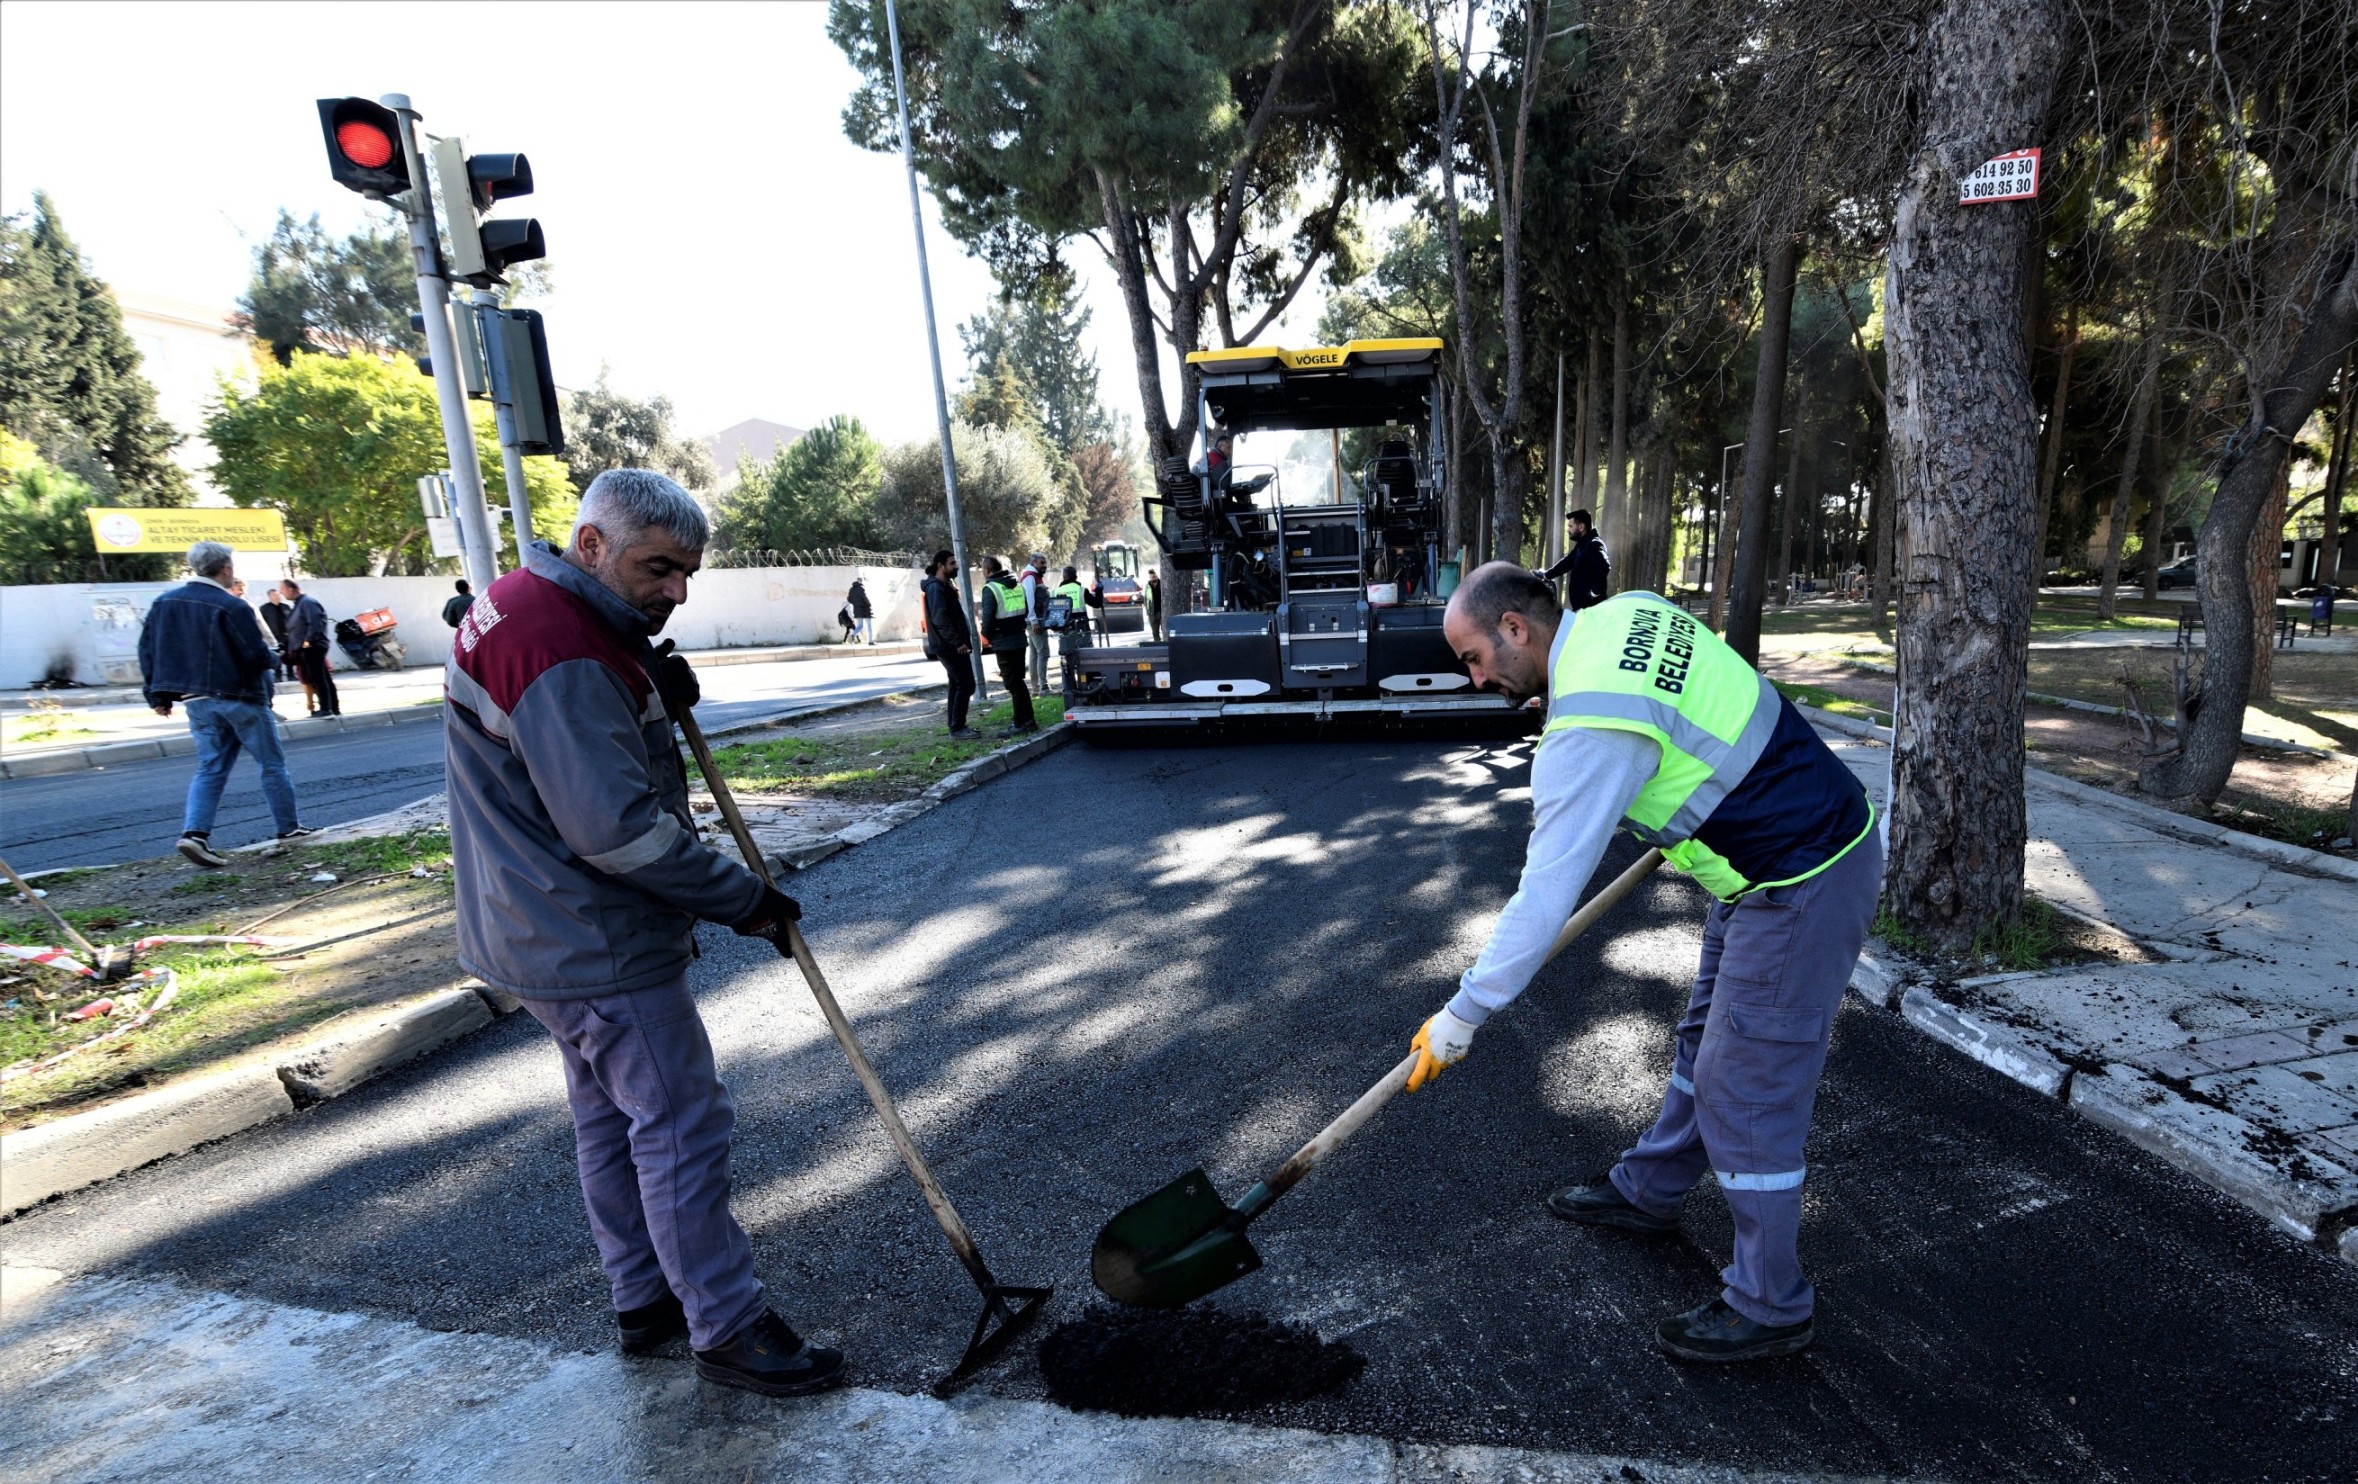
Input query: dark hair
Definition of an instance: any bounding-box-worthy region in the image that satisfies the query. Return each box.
[931,549,954,572]
[983,554,1006,576]
[1569,509,1593,527]
[1453,561,1561,640]
[1062,565,1078,581]
[455,579,471,593]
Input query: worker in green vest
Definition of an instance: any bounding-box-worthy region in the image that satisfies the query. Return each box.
[1411,562,1880,1364]
[977,556,1037,735]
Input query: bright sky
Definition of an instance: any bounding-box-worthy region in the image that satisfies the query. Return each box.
[0,0,1326,448]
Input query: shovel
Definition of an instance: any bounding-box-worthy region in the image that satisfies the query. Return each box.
[1094,846,1667,1309]
[670,704,1051,1391]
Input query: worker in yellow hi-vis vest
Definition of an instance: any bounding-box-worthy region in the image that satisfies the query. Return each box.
[1411,562,1880,1365]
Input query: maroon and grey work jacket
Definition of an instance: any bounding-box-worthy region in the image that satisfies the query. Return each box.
[443,542,763,1001]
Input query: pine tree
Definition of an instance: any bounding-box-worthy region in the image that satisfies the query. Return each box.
[0,192,191,508]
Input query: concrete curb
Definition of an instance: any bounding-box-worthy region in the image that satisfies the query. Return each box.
[0,1066,294,1218]
[757,722,1077,878]
[1798,703,2358,884]
[275,986,495,1103]
[0,704,441,780]
[2066,1064,2358,1243]
[1898,986,2072,1098]
[2342,1225,2357,1269]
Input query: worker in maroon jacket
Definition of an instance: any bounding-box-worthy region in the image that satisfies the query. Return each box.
[443,468,844,1398]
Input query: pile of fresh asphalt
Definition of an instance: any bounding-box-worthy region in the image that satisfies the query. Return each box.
[1037,1305,1365,1418]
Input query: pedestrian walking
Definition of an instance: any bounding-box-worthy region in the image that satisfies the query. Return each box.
[846,576,874,646]
[1146,569,1164,642]
[978,555,1036,736]
[443,578,475,628]
[1536,508,1613,610]
[138,542,312,868]
[922,549,978,738]
[280,578,340,717]
[443,468,846,1398]
[1019,551,1050,696]
[259,583,292,654]
[1413,563,1878,1364]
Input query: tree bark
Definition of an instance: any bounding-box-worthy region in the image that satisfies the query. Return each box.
[1870,456,1894,628]
[2097,310,2164,621]
[1773,369,1808,605]
[1880,0,2062,951]
[2249,461,2287,701]
[1603,297,1631,578]
[2319,351,2352,594]
[1723,235,1801,661]
[1580,324,1602,516]
[2028,303,2078,594]
[2142,247,2358,803]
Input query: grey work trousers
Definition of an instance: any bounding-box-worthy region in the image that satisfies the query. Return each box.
[524,978,766,1350]
[1610,830,1881,1327]
[1028,624,1049,695]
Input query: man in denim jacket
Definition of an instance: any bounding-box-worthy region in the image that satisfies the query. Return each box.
[137,542,311,868]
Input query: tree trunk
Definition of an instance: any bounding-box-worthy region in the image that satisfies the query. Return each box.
[1579,326,1601,516]
[2028,303,2078,594]
[2142,247,2358,804]
[2097,322,2163,621]
[2141,407,2172,602]
[1773,369,1808,605]
[2319,351,2352,594]
[1723,235,1801,661]
[1603,298,1631,581]
[2249,461,2288,701]
[1880,0,2062,951]
[1870,452,1894,628]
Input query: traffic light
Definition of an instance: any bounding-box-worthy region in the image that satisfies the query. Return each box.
[432,138,545,285]
[482,308,565,456]
[317,98,410,197]
[407,307,488,396]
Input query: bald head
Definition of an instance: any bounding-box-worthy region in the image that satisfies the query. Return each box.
[1443,561,1562,704]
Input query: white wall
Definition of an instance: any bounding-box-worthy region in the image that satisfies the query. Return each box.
[0,564,922,689]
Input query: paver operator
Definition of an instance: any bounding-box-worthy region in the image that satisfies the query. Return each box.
[1410,562,1879,1363]
[443,468,846,1398]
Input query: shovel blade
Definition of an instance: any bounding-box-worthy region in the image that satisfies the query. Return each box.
[1091,1167,1264,1308]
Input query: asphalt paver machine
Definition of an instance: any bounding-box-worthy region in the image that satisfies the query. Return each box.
[1064,338,1526,732]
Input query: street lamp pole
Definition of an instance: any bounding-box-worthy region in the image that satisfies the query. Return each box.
[883,0,987,703]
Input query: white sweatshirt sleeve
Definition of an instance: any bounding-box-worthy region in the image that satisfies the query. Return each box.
[1445,724,1659,1027]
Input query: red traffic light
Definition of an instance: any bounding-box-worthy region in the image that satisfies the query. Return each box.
[316,97,410,196]
[335,120,395,169]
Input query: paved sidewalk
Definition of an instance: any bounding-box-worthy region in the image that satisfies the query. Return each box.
[0,1270,1880,1484]
[1815,717,2358,1252]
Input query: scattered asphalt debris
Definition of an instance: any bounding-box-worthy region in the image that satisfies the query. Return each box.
[1037,1305,1365,1418]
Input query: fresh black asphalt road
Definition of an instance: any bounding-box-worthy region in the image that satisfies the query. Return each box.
[0,652,939,872]
[4,735,2353,1480]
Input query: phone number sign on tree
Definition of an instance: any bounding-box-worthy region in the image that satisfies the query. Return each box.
[1960,148,2041,204]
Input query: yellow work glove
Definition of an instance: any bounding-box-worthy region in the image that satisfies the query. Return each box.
[1407,1007,1478,1092]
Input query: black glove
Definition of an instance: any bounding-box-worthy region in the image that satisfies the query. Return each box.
[731,884,802,942]
[652,642,700,711]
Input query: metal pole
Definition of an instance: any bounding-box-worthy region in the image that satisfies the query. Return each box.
[1547,351,1566,574]
[474,288,536,559]
[883,0,986,703]
[383,94,497,589]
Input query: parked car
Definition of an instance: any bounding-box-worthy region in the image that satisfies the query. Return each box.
[2154,557,2199,590]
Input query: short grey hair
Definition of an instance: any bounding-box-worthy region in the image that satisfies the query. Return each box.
[573,468,709,551]
[1450,561,1560,641]
[187,541,234,578]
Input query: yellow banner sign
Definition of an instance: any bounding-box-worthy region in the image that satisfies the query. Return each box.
[84,507,289,553]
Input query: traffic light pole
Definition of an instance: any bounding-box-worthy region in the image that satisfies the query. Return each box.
[884,0,986,705]
[473,289,537,556]
[382,93,498,589]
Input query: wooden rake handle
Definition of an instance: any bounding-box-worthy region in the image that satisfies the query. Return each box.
[671,706,996,1291]
[1261,847,1669,1203]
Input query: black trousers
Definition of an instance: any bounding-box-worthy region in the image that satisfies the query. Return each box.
[940,653,975,731]
[294,645,339,716]
[993,644,1034,728]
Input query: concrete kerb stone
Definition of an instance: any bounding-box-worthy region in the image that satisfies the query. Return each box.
[275,986,494,1103]
[2067,1063,2358,1243]
[761,723,1076,877]
[0,704,444,780]
[1899,986,2073,1098]
[1847,947,1905,1010]
[0,1065,294,1218]
[2342,1225,2358,1269]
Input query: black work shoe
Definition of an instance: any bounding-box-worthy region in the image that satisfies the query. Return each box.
[1546,1171,1680,1234]
[177,833,228,869]
[1655,1297,1814,1363]
[616,1291,687,1355]
[949,727,982,740]
[694,1310,846,1397]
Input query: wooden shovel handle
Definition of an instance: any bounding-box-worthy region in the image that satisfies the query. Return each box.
[1261,846,1668,1203]
[673,707,996,1292]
